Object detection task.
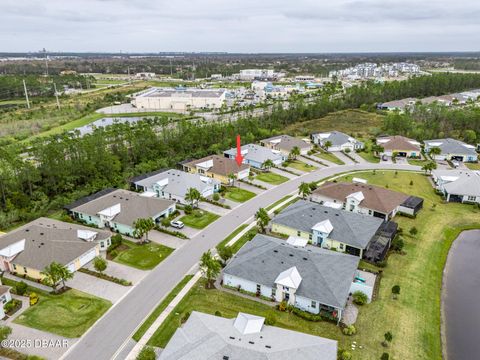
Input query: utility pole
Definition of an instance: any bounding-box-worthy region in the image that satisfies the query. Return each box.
[23,80,31,109]
[53,83,60,109]
[43,48,49,76]
[169,58,173,77]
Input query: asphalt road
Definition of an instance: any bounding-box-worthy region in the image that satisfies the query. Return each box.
[63,162,418,360]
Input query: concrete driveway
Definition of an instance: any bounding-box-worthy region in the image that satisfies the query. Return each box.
[198,201,230,216]
[332,151,355,165]
[85,260,148,284]
[148,230,189,249]
[66,271,131,303]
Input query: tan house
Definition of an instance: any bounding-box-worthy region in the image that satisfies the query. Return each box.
[260,135,312,156]
[0,218,111,281]
[376,135,421,158]
[181,155,250,185]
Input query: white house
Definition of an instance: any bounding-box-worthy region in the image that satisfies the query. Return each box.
[424,138,478,163]
[431,169,480,204]
[311,131,364,152]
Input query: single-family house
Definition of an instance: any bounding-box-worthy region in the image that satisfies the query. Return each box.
[271,200,387,258]
[65,189,176,237]
[223,234,374,320]
[131,169,221,204]
[0,280,12,319]
[311,181,423,220]
[376,98,416,111]
[311,131,364,152]
[223,143,285,169]
[376,135,421,158]
[181,155,250,184]
[431,169,480,204]
[0,218,111,280]
[424,138,478,163]
[260,134,313,156]
[159,311,337,360]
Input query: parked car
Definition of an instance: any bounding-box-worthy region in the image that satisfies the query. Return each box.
[170,220,184,229]
[451,160,460,168]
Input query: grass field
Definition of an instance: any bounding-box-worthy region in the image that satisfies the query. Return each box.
[113,239,174,270]
[149,170,480,359]
[285,109,384,138]
[223,187,256,202]
[314,151,345,165]
[284,159,317,172]
[255,171,289,185]
[132,275,194,341]
[14,289,111,338]
[180,210,220,229]
[408,158,429,167]
[466,162,480,170]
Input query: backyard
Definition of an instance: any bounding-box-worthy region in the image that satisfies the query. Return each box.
[113,239,174,270]
[222,186,256,202]
[179,209,220,229]
[254,171,289,185]
[283,159,318,172]
[149,170,480,359]
[14,289,111,338]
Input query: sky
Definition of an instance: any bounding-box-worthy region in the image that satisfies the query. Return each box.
[0,0,479,53]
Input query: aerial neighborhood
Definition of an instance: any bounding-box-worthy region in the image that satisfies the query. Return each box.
[0,127,479,359]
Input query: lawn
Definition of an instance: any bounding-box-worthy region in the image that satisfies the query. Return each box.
[222,186,257,202]
[265,195,294,211]
[466,162,480,170]
[255,171,289,185]
[356,139,380,163]
[179,210,220,229]
[113,239,174,270]
[216,224,249,250]
[284,159,318,172]
[408,158,429,167]
[133,275,194,341]
[14,289,111,338]
[314,151,345,165]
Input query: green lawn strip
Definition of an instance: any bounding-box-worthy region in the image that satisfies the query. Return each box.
[408,159,429,167]
[265,195,293,211]
[230,229,258,254]
[216,224,249,250]
[357,150,381,163]
[335,170,480,359]
[223,187,256,202]
[13,289,111,338]
[273,197,300,214]
[132,275,194,341]
[179,210,220,229]
[284,159,318,172]
[465,162,480,170]
[314,151,345,165]
[113,239,174,270]
[255,172,289,185]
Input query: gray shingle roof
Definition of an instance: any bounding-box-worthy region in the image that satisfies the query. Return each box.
[272,200,384,249]
[313,131,363,148]
[0,218,109,270]
[424,138,477,156]
[224,144,283,164]
[223,234,359,309]
[261,135,312,152]
[159,311,337,360]
[433,169,480,197]
[70,189,174,227]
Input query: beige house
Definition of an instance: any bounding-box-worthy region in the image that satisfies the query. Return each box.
[260,135,312,156]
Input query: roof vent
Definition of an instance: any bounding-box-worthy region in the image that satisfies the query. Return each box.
[249,341,255,344]
[40,242,45,245]
[273,250,278,253]
[25,229,30,232]
[303,257,308,260]
[289,254,294,257]
[223,357,229,360]
[229,336,235,340]
[265,345,272,349]
[40,232,44,236]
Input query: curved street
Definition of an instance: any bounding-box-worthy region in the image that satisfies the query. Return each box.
[63,162,419,360]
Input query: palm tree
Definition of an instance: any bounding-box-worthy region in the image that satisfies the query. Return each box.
[57,263,74,290]
[428,146,441,159]
[228,173,237,186]
[323,140,333,151]
[289,146,301,160]
[200,250,221,289]
[255,207,270,233]
[133,217,155,244]
[262,159,275,170]
[422,161,437,174]
[298,182,312,199]
[185,187,201,208]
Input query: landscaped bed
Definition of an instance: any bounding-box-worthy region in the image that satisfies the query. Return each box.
[14,289,111,338]
[113,239,174,270]
[179,210,220,229]
[255,172,289,185]
[222,186,256,202]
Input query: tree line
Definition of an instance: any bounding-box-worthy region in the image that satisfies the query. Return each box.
[1,72,480,229]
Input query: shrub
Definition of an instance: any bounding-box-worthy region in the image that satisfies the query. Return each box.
[352,291,368,305]
[265,311,276,325]
[381,353,390,360]
[184,205,193,214]
[136,346,156,360]
[278,301,287,312]
[218,246,233,263]
[109,249,118,258]
[391,236,404,252]
[342,325,356,336]
[392,285,401,298]
[29,292,39,306]
[160,217,171,228]
[93,256,108,273]
[409,226,418,236]
[291,307,322,322]
[181,311,191,324]
[193,210,204,218]
[376,260,387,268]
[213,193,220,201]
[338,350,353,360]
[15,281,28,296]
[214,311,222,317]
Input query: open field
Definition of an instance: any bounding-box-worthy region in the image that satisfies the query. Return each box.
[14,289,111,338]
[255,171,289,185]
[113,239,174,270]
[285,109,384,138]
[179,210,220,229]
[149,170,480,359]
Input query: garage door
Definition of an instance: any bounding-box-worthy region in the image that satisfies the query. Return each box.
[79,248,97,267]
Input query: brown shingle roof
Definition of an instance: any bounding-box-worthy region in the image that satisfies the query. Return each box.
[313,182,409,214]
[377,136,420,152]
[183,155,249,176]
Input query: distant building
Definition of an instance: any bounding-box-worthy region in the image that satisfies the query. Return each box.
[236,69,284,81]
[135,72,156,79]
[311,131,364,152]
[424,138,478,163]
[132,87,227,111]
[159,311,338,360]
[295,75,316,82]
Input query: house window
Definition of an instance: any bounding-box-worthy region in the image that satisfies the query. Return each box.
[467,196,476,201]
[23,267,27,273]
[89,216,92,221]
[368,210,373,215]
[297,231,301,237]
[256,284,261,292]
[12,264,16,270]
[311,301,316,308]
[100,242,105,249]
[309,234,312,240]
[271,288,276,297]
[339,243,344,250]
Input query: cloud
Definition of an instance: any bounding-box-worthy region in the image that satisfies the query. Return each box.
[0,0,479,52]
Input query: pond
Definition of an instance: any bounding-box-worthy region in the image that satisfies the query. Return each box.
[442,229,480,360]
